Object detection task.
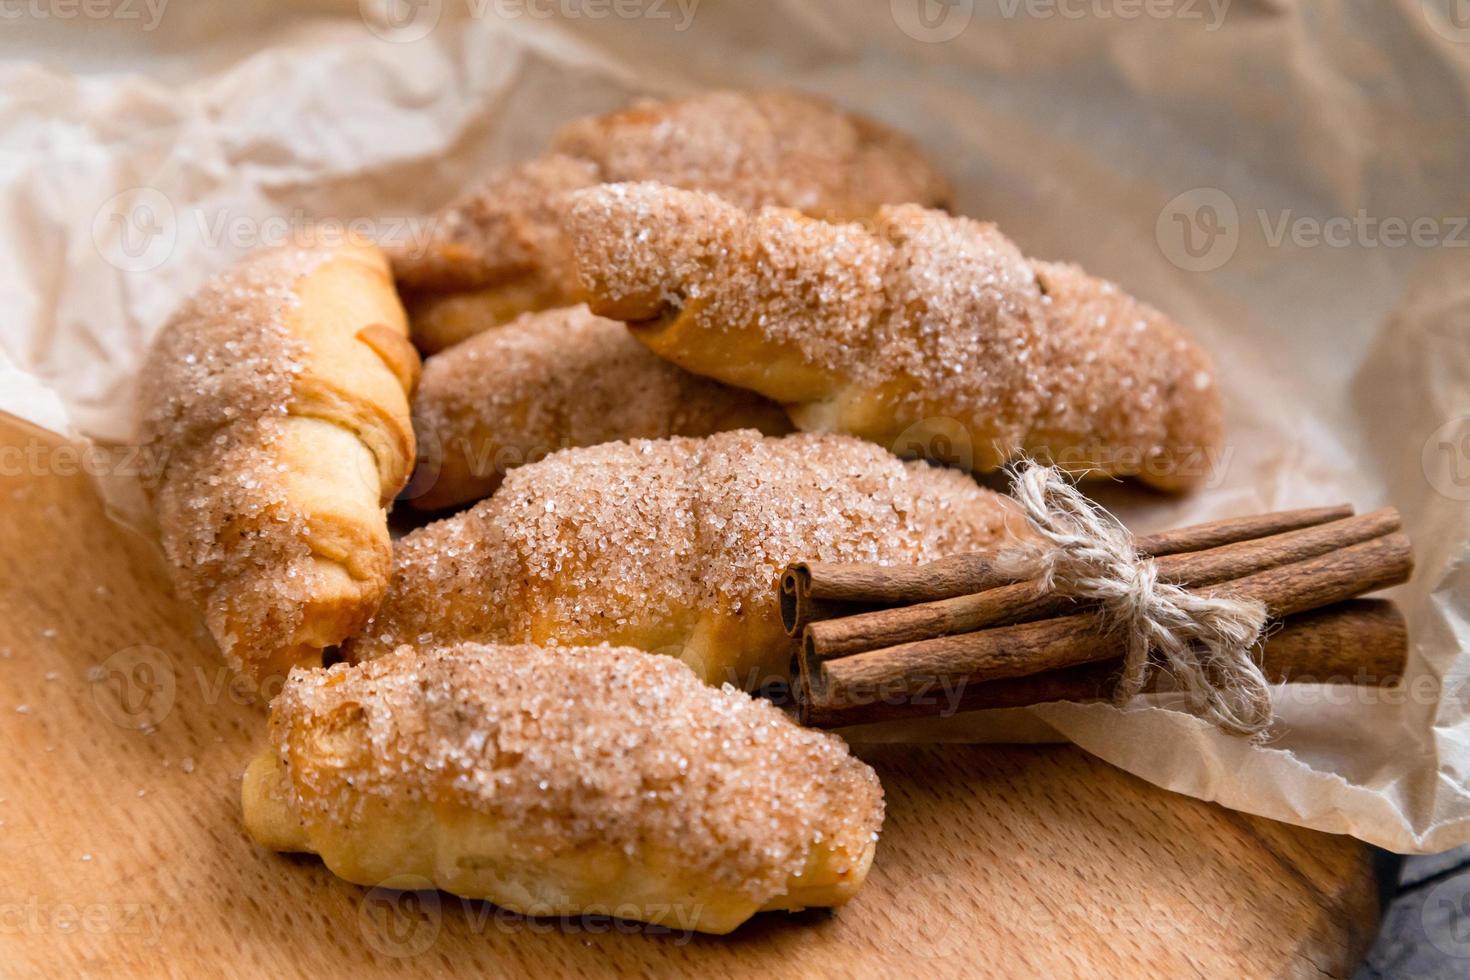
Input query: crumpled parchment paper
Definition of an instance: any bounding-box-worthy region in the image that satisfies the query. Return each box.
[1,0,1466,853]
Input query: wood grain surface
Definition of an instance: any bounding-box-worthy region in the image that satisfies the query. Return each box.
[0,414,1381,978]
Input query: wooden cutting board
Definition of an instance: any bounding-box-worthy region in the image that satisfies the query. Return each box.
[0,413,1379,978]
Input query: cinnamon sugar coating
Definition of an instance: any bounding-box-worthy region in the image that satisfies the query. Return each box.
[551,88,950,218]
[393,89,951,352]
[408,305,790,510]
[344,431,1024,684]
[565,183,1223,491]
[263,642,884,915]
[138,239,418,683]
[394,154,598,296]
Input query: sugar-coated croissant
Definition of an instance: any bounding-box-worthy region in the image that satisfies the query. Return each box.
[565,182,1224,492]
[243,642,885,935]
[138,238,420,686]
[408,305,789,511]
[343,431,1024,685]
[393,88,951,352]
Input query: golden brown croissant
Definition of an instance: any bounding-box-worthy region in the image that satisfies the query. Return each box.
[343,431,1024,685]
[138,238,419,686]
[408,305,790,511]
[565,183,1224,492]
[393,88,951,352]
[243,642,884,935]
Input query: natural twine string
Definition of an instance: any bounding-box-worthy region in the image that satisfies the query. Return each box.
[1000,463,1274,737]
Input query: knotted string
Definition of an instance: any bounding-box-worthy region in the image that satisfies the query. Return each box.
[1001,463,1274,737]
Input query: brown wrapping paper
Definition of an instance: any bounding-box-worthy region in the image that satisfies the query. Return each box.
[1,0,1466,852]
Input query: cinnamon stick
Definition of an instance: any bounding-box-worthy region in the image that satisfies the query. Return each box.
[780,553,1018,637]
[1132,504,1355,556]
[798,600,1407,728]
[806,509,1400,661]
[780,503,1355,634]
[807,532,1412,711]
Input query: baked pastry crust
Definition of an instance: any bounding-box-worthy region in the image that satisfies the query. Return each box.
[551,88,951,217]
[408,305,789,510]
[137,238,419,685]
[565,183,1224,492]
[242,642,884,935]
[395,155,598,353]
[343,431,1025,684]
[393,89,952,352]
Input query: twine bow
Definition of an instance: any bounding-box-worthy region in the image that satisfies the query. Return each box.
[1003,464,1274,737]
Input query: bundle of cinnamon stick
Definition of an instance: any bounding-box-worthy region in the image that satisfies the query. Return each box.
[783,505,1413,729]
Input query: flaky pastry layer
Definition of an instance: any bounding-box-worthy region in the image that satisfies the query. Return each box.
[138,238,419,685]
